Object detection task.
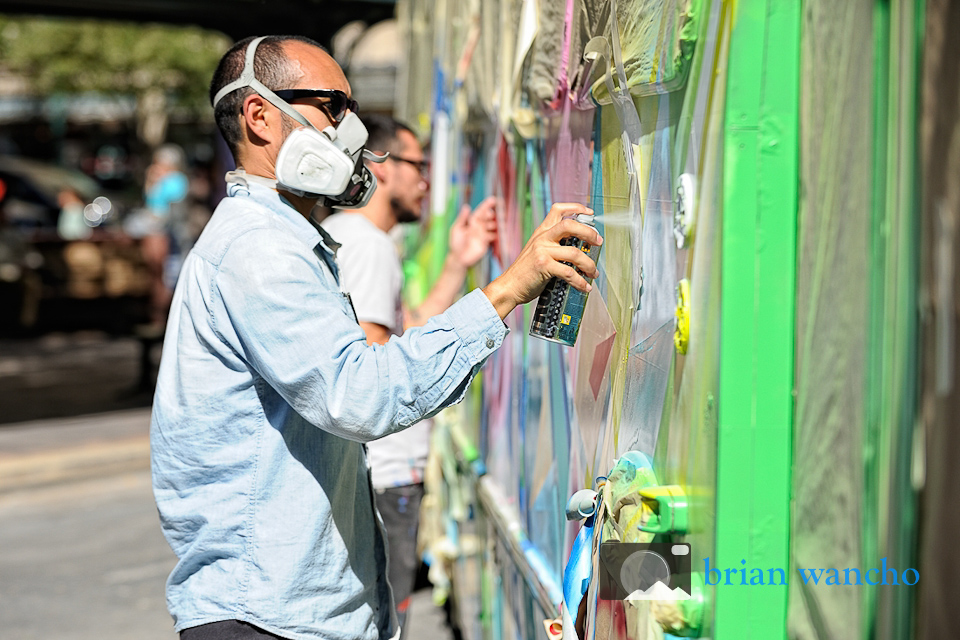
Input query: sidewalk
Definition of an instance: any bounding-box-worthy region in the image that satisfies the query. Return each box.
[0,405,454,639]
[0,408,151,493]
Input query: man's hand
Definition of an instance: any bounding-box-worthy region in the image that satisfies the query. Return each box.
[482,203,602,320]
[449,196,498,269]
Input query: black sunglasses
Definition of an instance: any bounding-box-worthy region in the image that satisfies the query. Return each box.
[391,155,430,177]
[273,89,359,123]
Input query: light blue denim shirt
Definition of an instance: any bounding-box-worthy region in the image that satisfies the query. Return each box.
[151,181,506,639]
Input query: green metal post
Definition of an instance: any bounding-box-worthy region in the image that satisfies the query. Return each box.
[717,0,800,637]
[864,2,890,635]
[872,0,923,637]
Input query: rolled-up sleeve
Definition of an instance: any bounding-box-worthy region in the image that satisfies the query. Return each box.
[213,228,506,442]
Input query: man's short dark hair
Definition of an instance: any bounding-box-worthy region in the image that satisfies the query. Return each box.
[361,114,416,156]
[209,35,327,160]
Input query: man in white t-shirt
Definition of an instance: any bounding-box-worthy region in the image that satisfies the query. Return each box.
[321,114,496,633]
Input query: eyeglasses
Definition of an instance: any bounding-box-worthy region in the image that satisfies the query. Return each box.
[273,89,359,124]
[391,155,430,177]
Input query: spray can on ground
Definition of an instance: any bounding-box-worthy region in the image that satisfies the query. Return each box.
[529,214,601,346]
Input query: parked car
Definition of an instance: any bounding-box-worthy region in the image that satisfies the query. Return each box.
[0,156,108,231]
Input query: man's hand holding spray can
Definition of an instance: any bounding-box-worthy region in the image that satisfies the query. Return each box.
[481,203,602,334]
[529,210,601,346]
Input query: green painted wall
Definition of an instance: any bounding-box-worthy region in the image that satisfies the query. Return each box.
[717,1,800,637]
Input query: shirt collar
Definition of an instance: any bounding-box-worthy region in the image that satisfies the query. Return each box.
[229,180,334,257]
[309,217,341,259]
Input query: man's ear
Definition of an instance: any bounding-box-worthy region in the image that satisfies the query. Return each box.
[368,157,390,185]
[241,94,277,144]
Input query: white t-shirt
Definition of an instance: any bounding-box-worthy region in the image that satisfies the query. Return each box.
[321,212,431,489]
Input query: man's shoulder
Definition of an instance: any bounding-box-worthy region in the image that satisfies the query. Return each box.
[193,197,301,266]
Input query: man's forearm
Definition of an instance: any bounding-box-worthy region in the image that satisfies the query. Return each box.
[404,254,468,328]
[408,202,601,327]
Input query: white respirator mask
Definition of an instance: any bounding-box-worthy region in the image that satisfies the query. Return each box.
[212,36,384,208]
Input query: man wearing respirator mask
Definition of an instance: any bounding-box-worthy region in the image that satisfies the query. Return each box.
[151,35,602,640]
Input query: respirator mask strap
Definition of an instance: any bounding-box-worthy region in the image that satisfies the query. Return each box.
[212,36,313,131]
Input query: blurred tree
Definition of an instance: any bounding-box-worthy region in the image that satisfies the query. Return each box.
[0,16,231,148]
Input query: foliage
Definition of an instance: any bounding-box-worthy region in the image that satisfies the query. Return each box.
[0,15,231,114]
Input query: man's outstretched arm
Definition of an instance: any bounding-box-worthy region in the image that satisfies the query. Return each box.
[215,202,601,442]
[404,196,498,328]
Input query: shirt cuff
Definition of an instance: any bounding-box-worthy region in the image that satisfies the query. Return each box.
[444,288,509,359]
[395,289,509,426]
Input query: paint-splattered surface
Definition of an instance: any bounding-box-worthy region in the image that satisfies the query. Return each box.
[397,1,722,639]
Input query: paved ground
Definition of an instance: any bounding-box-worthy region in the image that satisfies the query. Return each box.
[0,409,151,492]
[0,468,177,640]
[0,457,450,640]
[0,332,455,639]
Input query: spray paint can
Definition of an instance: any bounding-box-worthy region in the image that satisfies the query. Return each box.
[529,214,601,346]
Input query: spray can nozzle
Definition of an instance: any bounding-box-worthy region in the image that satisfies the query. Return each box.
[573,212,595,225]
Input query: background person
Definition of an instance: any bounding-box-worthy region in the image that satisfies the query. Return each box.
[322,113,497,633]
[56,187,91,240]
[140,143,189,327]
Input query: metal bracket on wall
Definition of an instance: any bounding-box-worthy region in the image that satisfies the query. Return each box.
[638,484,690,534]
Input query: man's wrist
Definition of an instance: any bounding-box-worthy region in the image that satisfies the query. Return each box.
[481,278,517,320]
[445,252,470,272]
